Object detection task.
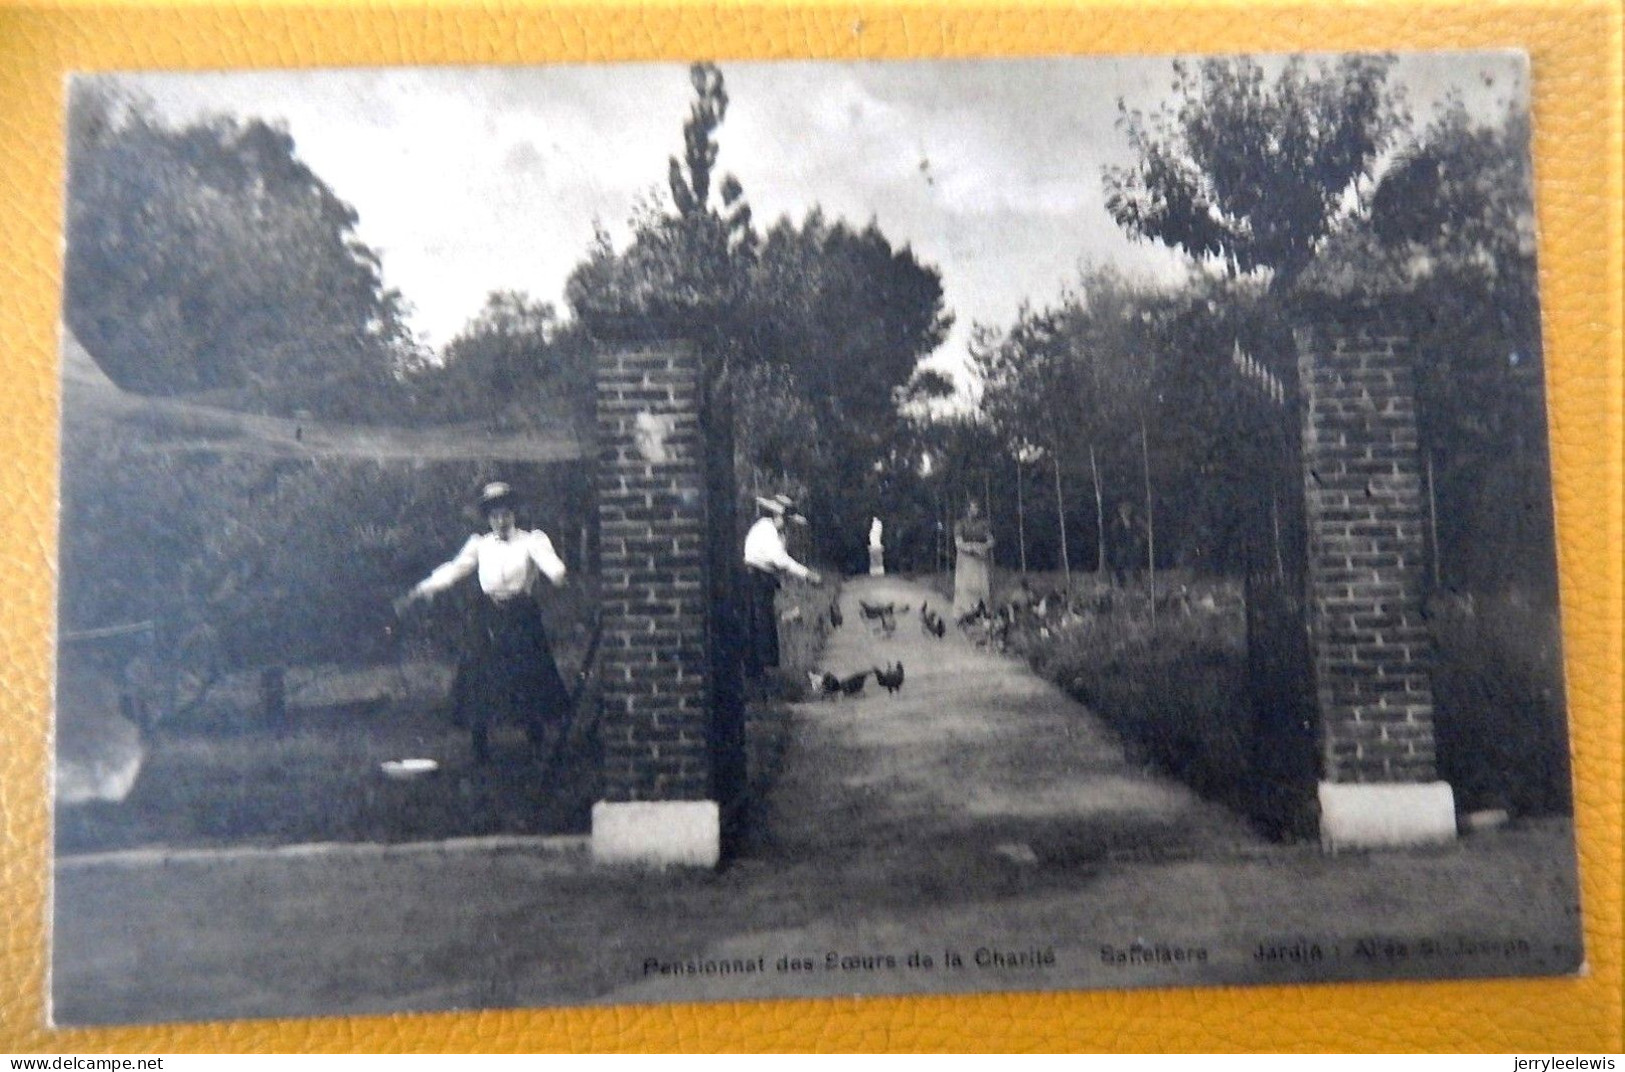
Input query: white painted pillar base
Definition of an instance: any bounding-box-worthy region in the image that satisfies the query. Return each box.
[868,546,885,576]
[1318,781,1457,852]
[591,800,720,868]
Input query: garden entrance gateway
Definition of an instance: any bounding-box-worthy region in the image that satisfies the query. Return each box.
[585,297,1462,862]
[66,294,1458,865]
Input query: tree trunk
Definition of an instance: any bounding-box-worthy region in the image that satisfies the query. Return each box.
[983,470,993,567]
[936,487,944,575]
[1016,454,1028,575]
[1271,492,1284,581]
[1052,447,1071,591]
[1089,443,1104,576]
[1140,415,1156,629]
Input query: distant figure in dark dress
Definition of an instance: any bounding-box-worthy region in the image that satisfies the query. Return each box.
[1108,500,1146,586]
[953,499,993,619]
[396,482,570,763]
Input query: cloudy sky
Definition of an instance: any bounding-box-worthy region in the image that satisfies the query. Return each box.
[110,52,1526,385]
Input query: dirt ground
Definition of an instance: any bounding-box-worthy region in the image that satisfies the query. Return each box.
[51,577,1585,1027]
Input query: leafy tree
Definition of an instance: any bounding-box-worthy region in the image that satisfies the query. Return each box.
[1091,54,1418,587]
[668,63,753,245]
[565,63,953,569]
[971,304,1084,579]
[733,361,830,493]
[404,291,594,426]
[1104,56,1405,292]
[901,368,957,407]
[1055,273,1150,579]
[1371,101,1536,283]
[566,64,755,326]
[1359,100,1552,596]
[965,267,1277,582]
[64,80,417,417]
[444,291,561,392]
[746,212,952,429]
[1132,277,1289,577]
[739,211,953,566]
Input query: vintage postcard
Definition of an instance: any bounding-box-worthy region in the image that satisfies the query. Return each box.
[50,52,1584,1026]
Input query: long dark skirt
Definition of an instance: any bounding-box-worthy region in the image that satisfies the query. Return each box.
[743,568,781,676]
[452,596,570,761]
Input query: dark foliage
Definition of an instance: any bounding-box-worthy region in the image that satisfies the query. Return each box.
[402,291,595,427]
[58,420,594,682]
[64,81,418,418]
[1104,55,1405,291]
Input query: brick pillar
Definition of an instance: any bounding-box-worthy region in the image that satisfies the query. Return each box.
[1295,308,1455,850]
[591,337,719,866]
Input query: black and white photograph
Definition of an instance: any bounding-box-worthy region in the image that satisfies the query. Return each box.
[51,52,1583,1026]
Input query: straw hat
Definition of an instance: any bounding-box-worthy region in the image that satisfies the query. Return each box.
[478,481,516,514]
[755,493,807,525]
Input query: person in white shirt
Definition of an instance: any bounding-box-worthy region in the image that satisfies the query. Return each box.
[743,494,821,675]
[396,481,571,764]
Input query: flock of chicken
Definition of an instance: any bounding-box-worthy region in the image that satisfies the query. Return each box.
[802,580,1225,702]
[806,595,951,701]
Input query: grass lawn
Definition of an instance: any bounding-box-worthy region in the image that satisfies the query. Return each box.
[55,660,603,855]
[924,564,1572,823]
[57,582,833,857]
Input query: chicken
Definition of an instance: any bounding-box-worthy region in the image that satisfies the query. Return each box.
[873,662,905,695]
[957,600,988,628]
[807,671,842,699]
[1033,588,1066,621]
[858,600,895,620]
[839,670,870,696]
[920,602,947,637]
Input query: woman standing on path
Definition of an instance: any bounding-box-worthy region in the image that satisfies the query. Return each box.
[742,494,822,677]
[953,499,993,618]
[395,481,571,764]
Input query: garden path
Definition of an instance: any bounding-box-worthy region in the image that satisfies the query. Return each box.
[762,574,1261,865]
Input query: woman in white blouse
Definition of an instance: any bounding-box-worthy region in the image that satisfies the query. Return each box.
[742,494,821,675]
[396,481,570,764]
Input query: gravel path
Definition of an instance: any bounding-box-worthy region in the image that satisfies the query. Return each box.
[762,576,1261,865]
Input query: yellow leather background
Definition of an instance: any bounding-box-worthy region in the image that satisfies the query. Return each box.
[1,0,1619,1053]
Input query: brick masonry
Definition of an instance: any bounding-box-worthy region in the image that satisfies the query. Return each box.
[595,340,713,803]
[1295,318,1439,785]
